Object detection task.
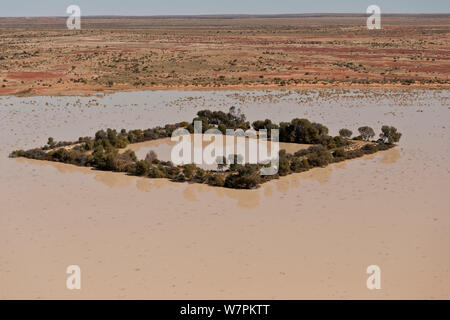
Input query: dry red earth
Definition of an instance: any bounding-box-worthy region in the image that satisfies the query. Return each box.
[0,14,449,96]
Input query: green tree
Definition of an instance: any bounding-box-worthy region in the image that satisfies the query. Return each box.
[278,156,291,176]
[380,126,402,144]
[135,160,150,176]
[358,126,375,141]
[307,150,333,167]
[207,173,225,187]
[224,164,261,189]
[182,164,197,179]
[218,124,227,134]
[149,167,167,178]
[47,137,55,146]
[339,128,353,139]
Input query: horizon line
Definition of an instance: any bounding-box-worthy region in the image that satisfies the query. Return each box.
[1,12,450,19]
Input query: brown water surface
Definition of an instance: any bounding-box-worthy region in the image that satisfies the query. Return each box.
[0,89,449,299]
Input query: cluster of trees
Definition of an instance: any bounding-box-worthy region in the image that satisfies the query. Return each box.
[189,106,250,133]
[380,126,402,144]
[338,126,402,144]
[251,118,348,149]
[275,142,392,178]
[89,123,188,151]
[251,118,329,144]
[9,108,402,190]
[279,118,330,144]
[41,136,91,151]
[10,147,92,167]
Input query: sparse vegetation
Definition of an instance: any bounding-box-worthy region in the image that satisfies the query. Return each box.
[0,16,448,97]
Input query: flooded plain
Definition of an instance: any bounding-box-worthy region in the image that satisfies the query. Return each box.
[0,89,449,299]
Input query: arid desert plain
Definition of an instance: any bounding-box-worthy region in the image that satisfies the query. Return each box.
[0,16,449,299]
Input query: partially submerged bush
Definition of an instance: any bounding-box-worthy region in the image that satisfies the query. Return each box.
[224,164,262,189]
[206,173,225,187]
[149,166,167,179]
[306,149,333,167]
[135,160,150,176]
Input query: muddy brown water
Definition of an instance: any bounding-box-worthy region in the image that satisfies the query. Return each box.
[0,89,449,299]
[125,134,309,170]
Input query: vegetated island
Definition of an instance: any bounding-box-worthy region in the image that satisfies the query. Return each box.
[10,108,402,189]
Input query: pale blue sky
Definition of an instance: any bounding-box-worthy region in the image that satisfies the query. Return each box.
[1,0,449,17]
